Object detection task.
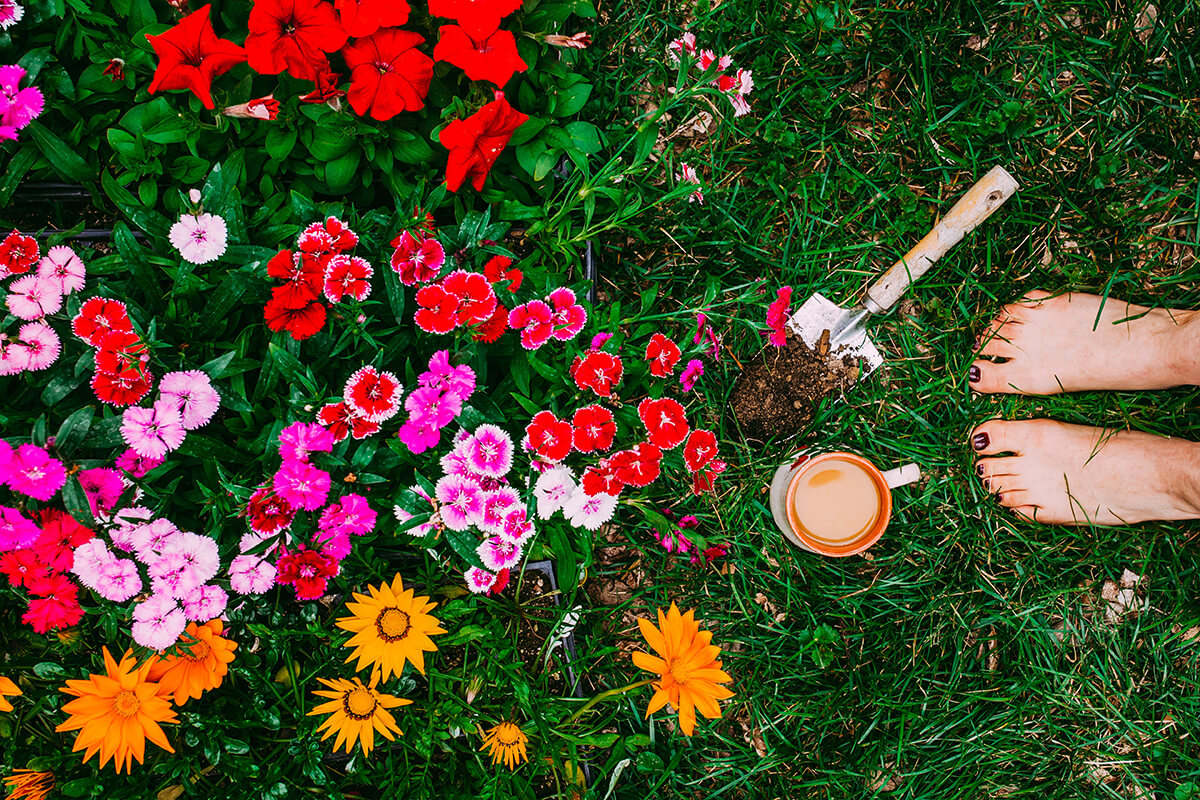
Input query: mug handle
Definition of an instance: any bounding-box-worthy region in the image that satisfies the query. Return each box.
[880,463,921,489]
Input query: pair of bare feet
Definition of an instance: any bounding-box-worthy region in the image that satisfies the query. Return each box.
[968,290,1200,525]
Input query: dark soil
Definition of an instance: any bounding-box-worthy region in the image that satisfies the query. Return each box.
[729,335,861,442]
[515,569,572,697]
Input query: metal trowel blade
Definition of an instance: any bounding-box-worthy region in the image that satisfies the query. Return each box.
[786,293,885,378]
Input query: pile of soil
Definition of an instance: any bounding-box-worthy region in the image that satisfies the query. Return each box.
[515,569,572,696]
[730,335,860,442]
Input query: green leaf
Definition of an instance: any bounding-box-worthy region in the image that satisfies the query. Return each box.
[633,123,659,164]
[32,661,67,679]
[510,116,549,146]
[26,121,95,185]
[62,475,98,529]
[265,126,298,161]
[267,343,318,395]
[552,82,592,117]
[379,256,406,325]
[325,149,362,193]
[59,778,96,798]
[445,527,489,570]
[564,121,603,154]
[55,406,95,456]
[0,147,37,205]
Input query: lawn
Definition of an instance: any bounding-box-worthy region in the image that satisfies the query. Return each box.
[580,0,1200,797]
[1,0,1199,798]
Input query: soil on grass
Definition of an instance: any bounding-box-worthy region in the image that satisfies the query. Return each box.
[730,336,860,442]
[515,569,572,697]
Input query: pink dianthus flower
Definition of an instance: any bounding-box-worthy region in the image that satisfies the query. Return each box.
[131,593,187,650]
[272,459,331,511]
[7,444,66,501]
[121,401,187,460]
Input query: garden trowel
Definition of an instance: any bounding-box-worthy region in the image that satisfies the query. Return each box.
[788,165,1019,378]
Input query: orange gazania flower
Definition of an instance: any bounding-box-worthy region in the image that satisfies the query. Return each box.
[0,676,21,712]
[631,602,734,737]
[2,769,54,800]
[55,648,178,773]
[147,619,238,705]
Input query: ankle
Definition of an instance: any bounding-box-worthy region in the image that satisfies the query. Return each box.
[1165,309,1200,386]
[1164,438,1200,518]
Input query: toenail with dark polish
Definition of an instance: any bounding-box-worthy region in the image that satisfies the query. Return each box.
[973,433,989,451]
[968,365,981,383]
[983,478,991,490]
[995,493,1003,503]
[976,463,985,476]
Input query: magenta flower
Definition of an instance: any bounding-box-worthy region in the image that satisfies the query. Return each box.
[407,385,462,428]
[508,300,553,350]
[37,245,86,294]
[158,370,221,430]
[0,65,44,142]
[0,1,25,30]
[397,416,443,454]
[419,350,476,401]
[79,467,124,516]
[116,448,164,478]
[7,444,66,501]
[121,401,187,460]
[278,420,335,463]
[464,565,497,594]
[478,487,520,533]
[0,505,41,551]
[272,459,331,511]
[680,358,704,391]
[6,274,63,320]
[465,424,514,478]
[547,288,587,341]
[478,535,522,571]
[314,528,352,560]
[434,474,484,531]
[318,493,376,537]
[765,286,792,346]
[131,593,187,650]
[501,506,535,545]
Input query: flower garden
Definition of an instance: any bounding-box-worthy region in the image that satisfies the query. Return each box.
[5,0,1200,797]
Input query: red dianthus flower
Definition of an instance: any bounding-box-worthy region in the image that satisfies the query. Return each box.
[526,411,573,462]
[275,546,339,601]
[637,397,690,450]
[0,230,38,278]
[645,332,681,377]
[571,405,615,453]
[570,350,623,397]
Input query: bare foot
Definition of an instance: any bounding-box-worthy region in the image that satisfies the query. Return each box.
[971,419,1200,525]
[968,290,1200,395]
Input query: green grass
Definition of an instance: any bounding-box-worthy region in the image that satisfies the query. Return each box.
[576,1,1200,797]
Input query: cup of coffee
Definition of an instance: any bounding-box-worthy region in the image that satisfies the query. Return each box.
[768,451,920,557]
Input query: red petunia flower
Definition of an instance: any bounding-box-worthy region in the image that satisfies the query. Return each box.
[323,255,373,303]
[439,90,529,192]
[526,411,573,462]
[301,69,346,103]
[570,350,623,397]
[334,0,410,37]
[433,24,527,87]
[264,295,327,340]
[611,442,662,488]
[72,297,132,347]
[482,254,522,290]
[342,29,434,121]
[471,303,509,344]
[245,0,348,82]
[275,545,340,600]
[0,230,38,278]
[571,404,615,453]
[146,4,248,110]
[103,58,126,81]
[427,0,523,40]
[344,366,403,422]
[645,332,681,377]
[638,397,690,450]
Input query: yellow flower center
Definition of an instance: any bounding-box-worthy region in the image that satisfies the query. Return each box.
[343,687,377,720]
[185,640,212,661]
[376,607,411,641]
[112,689,140,718]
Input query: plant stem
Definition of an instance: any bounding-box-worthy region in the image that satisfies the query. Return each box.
[566,678,654,725]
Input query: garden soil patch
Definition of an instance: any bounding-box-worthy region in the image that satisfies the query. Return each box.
[729,337,861,442]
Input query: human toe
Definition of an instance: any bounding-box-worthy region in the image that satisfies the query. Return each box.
[976,457,1019,480]
[967,359,1024,394]
[970,419,1031,456]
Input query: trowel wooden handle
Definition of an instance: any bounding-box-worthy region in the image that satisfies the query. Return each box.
[863,166,1019,315]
